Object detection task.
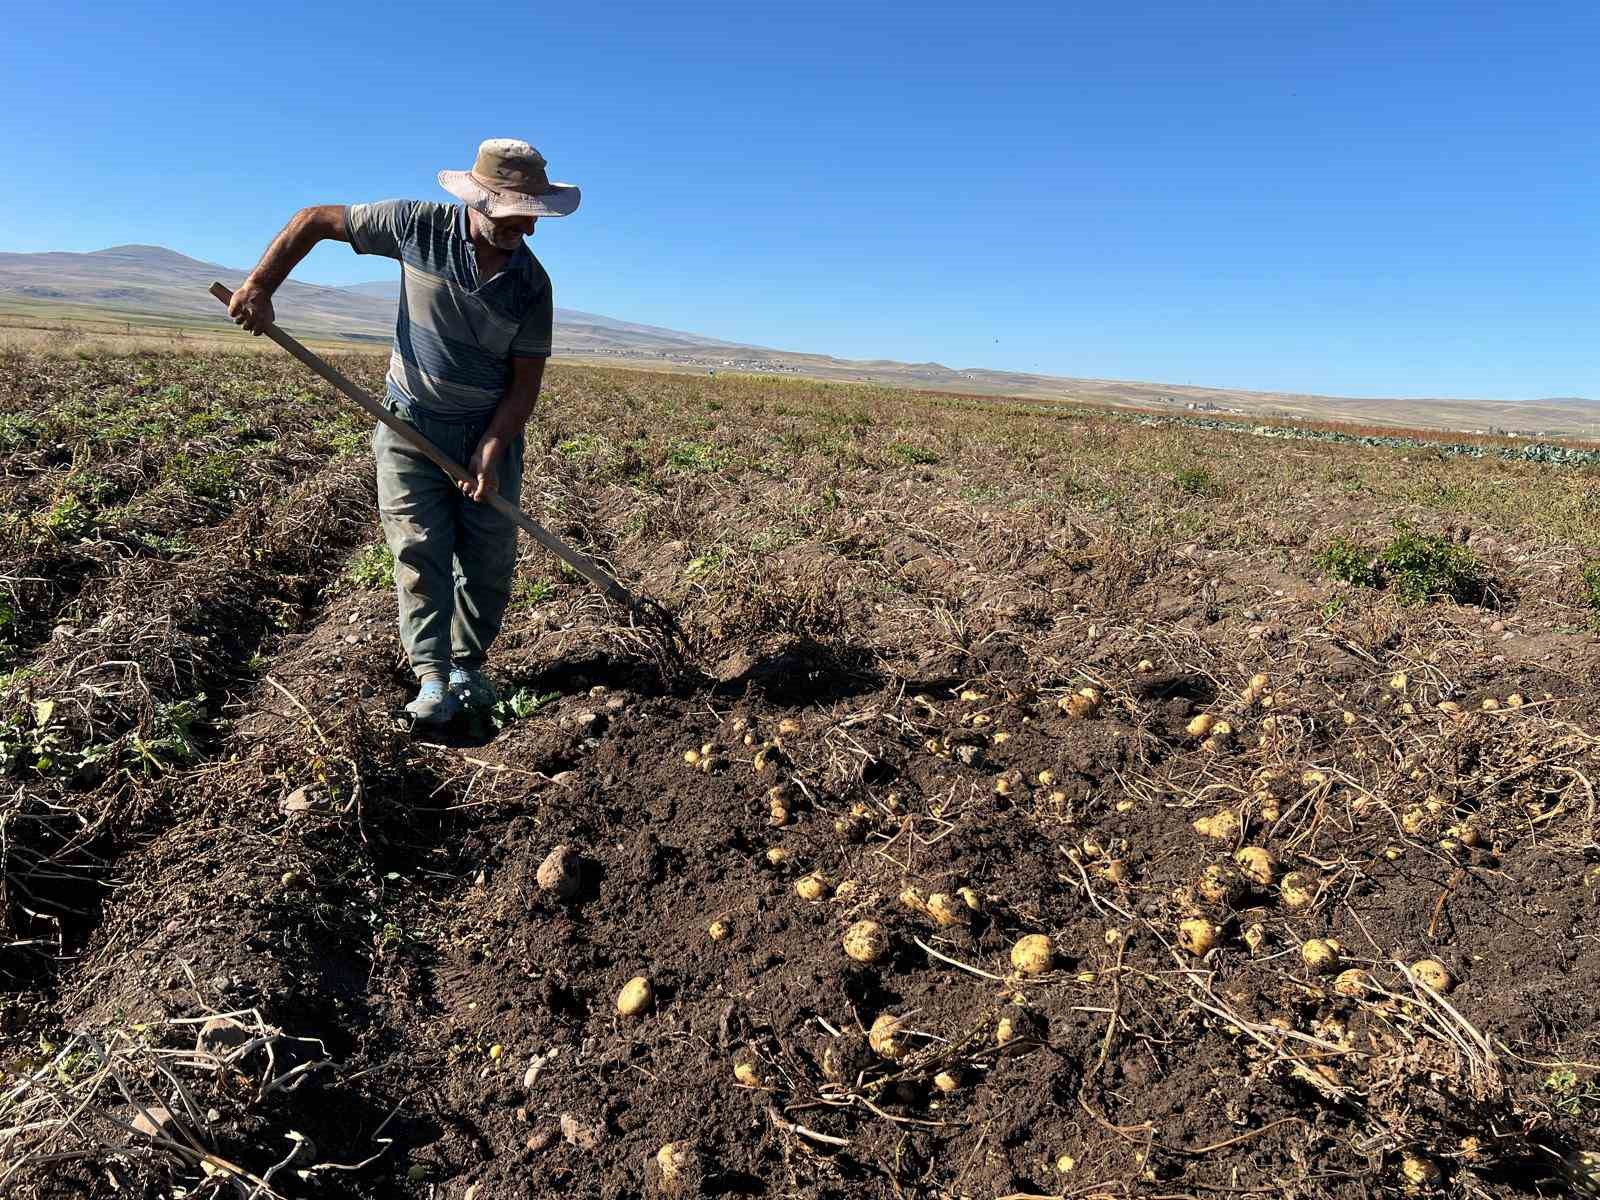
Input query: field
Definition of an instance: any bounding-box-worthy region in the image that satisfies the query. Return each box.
[2,346,1600,1200]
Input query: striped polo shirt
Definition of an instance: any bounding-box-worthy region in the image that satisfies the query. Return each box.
[345,200,553,417]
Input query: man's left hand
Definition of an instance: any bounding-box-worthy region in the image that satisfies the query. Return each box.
[462,438,505,502]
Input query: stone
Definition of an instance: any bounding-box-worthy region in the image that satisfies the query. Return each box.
[559,1113,604,1151]
[195,1016,254,1060]
[128,1105,177,1138]
[536,846,582,899]
[281,787,314,815]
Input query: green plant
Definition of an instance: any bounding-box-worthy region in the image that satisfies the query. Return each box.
[1315,536,1380,589]
[516,577,556,605]
[125,694,207,775]
[1377,524,1482,606]
[665,439,734,473]
[556,432,606,458]
[887,442,940,466]
[43,495,95,540]
[1545,1066,1600,1117]
[346,542,396,590]
[165,449,244,502]
[1172,466,1224,498]
[1581,559,1600,613]
[495,688,557,724]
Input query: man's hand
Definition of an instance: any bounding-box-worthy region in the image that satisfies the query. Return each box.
[228,281,276,335]
[462,437,506,502]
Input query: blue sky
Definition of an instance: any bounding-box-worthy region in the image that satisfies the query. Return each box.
[2,1,1595,399]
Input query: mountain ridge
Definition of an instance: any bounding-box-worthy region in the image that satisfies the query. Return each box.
[1,243,1595,435]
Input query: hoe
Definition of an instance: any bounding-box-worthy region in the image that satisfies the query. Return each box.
[208,283,688,671]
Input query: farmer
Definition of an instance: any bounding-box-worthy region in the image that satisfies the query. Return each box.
[226,139,580,725]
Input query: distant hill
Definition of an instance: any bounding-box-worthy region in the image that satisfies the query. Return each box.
[1,243,1596,436]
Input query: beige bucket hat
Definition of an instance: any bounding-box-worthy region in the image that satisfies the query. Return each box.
[438,138,581,218]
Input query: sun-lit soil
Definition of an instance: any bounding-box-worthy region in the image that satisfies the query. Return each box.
[2,348,1599,1199]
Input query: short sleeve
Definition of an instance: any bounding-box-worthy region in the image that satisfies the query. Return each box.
[511,273,554,358]
[345,200,418,260]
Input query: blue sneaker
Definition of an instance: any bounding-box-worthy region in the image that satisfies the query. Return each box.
[406,676,461,725]
[449,668,499,711]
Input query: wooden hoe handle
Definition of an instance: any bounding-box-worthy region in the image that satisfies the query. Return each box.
[208,281,636,610]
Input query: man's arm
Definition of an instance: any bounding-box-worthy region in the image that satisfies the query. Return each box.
[461,356,546,502]
[228,205,351,335]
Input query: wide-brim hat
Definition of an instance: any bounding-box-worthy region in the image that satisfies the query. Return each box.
[439,138,581,218]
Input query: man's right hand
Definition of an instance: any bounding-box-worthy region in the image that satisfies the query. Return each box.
[228,281,276,335]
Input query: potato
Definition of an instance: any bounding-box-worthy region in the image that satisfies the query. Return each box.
[868,1012,908,1060]
[766,847,791,866]
[821,1032,870,1082]
[1178,917,1219,956]
[1333,968,1369,997]
[927,892,968,927]
[707,918,731,942]
[1242,923,1267,955]
[994,775,1014,796]
[1037,769,1056,786]
[1187,713,1217,738]
[1248,673,1269,692]
[932,1069,961,1093]
[900,887,931,916]
[616,976,653,1016]
[1136,659,1155,673]
[1233,846,1276,886]
[1194,810,1241,841]
[732,1050,765,1086]
[1059,693,1096,719]
[996,1005,1039,1048]
[1279,871,1317,910]
[1300,938,1341,974]
[682,748,700,765]
[1390,672,1408,691]
[1411,958,1455,993]
[777,717,802,736]
[536,845,582,899]
[1099,858,1129,885]
[957,886,984,912]
[1197,863,1246,907]
[1010,934,1054,976]
[795,873,831,902]
[656,1140,703,1198]
[1400,1154,1440,1187]
[843,920,890,964]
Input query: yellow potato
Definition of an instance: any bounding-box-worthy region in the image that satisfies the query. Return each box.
[843,920,890,964]
[927,892,968,927]
[1300,938,1341,974]
[707,918,731,942]
[1187,713,1217,738]
[1197,863,1246,907]
[1234,846,1276,886]
[932,1070,961,1093]
[616,976,653,1016]
[868,1012,907,1060]
[1411,958,1455,993]
[732,1053,764,1086]
[1010,934,1054,976]
[1280,871,1317,910]
[1178,917,1219,956]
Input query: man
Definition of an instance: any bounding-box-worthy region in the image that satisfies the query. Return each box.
[228,139,580,725]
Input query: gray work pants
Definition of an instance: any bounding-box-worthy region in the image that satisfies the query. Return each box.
[372,399,523,681]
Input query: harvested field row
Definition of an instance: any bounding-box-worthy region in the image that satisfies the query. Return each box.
[2,350,1599,1200]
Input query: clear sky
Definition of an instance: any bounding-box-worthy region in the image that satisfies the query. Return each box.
[2,1,1595,399]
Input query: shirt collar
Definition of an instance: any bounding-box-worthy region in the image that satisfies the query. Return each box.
[456,204,534,279]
